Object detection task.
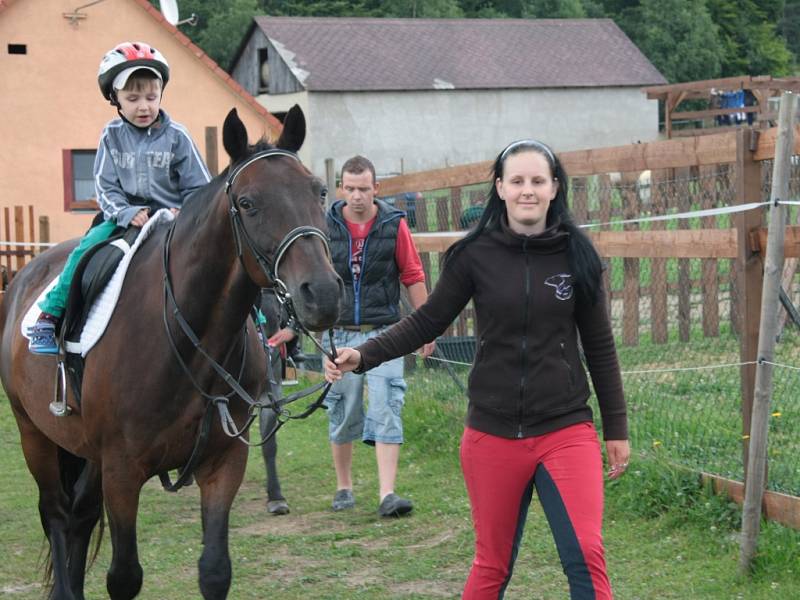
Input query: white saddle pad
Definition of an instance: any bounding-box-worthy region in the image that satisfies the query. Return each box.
[21,209,176,357]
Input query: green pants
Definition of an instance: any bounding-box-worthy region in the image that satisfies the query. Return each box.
[39,220,118,318]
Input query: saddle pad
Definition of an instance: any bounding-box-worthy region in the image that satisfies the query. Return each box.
[21,209,176,357]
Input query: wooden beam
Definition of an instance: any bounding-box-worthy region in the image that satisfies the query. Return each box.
[754,124,800,161]
[590,229,737,258]
[561,132,738,175]
[753,225,800,257]
[671,126,745,137]
[412,231,465,253]
[702,472,800,531]
[413,229,738,257]
[644,75,800,99]
[379,162,492,196]
[671,106,761,122]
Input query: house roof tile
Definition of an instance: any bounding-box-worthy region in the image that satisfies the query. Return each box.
[252,16,666,92]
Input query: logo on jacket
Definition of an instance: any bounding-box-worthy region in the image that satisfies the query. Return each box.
[544,274,573,301]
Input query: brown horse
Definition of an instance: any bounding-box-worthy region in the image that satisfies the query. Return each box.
[0,106,341,599]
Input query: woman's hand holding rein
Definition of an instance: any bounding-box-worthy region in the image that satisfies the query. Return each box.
[323,347,362,382]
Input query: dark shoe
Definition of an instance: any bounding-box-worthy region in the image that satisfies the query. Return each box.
[332,488,355,511]
[27,316,59,355]
[378,493,413,517]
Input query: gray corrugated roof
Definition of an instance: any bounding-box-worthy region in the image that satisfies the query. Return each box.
[253,16,667,92]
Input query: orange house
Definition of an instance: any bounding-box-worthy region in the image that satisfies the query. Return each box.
[0,0,282,243]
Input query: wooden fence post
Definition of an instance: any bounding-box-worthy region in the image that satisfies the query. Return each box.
[622,172,640,346]
[598,175,613,320]
[205,126,218,176]
[735,128,764,477]
[14,206,24,274]
[739,91,796,573]
[701,165,720,337]
[3,207,11,275]
[325,158,336,211]
[38,216,50,255]
[650,170,669,343]
[676,167,692,342]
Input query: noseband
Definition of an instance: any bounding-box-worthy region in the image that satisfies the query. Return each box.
[225,149,331,306]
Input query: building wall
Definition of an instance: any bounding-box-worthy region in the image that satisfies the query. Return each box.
[296,87,659,179]
[255,91,312,166]
[231,30,304,97]
[0,0,278,243]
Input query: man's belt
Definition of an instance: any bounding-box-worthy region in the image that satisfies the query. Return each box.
[339,324,377,332]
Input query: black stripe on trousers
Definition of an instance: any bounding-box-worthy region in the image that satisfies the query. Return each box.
[497,465,596,599]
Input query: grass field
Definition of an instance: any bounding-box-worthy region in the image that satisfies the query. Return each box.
[1,371,799,599]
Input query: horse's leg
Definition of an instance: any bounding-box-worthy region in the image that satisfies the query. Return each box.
[195,442,248,600]
[13,409,76,600]
[102,465,144,600]
[66,460,103,599]
[259,407,289,515]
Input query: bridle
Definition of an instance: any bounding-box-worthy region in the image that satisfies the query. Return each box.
[225,149,330,304]
[159,148,338,491]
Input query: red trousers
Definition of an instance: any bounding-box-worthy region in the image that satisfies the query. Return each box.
[460,422,612,599]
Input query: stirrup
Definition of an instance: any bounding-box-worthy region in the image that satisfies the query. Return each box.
[49,360,71,417]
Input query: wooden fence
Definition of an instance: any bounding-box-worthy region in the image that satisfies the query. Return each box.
[379,126,800,529]
[0,206,50,290]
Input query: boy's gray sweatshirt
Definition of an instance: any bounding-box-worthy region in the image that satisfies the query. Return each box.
[93,110,212,227]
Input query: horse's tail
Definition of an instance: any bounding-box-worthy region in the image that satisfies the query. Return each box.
[39,447,105,591]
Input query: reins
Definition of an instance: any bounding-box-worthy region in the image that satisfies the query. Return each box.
[159,149,338,491]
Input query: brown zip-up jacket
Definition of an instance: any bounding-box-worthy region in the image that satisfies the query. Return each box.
[356,218,627,441]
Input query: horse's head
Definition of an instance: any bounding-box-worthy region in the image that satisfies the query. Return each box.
[222,106,341,331]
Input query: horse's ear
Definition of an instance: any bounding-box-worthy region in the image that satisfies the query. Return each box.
[275,105,306,153]
[223,108,249,164]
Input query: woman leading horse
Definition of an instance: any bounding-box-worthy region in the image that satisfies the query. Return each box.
[0,105,341,600]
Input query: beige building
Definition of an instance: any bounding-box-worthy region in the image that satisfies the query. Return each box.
[0,0,281,243]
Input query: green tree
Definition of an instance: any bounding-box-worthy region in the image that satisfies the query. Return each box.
[779,0,800,63]
[374,0,464,17]
[522,0,586,17]
[193,0,259,68]
[623,0,722,82]
[259,0,372,16]
[706,0,792,76]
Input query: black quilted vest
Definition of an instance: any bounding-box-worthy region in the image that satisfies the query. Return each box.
[327,199,404,326]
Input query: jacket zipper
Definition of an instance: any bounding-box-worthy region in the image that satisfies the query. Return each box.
[518,241,530,438]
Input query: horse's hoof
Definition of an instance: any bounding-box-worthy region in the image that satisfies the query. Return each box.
[267,499,290,515]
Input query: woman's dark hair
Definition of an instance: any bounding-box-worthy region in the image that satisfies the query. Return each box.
[444,140,603,304]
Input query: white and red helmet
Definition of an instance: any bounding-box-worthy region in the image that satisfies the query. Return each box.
[98,42,170,101]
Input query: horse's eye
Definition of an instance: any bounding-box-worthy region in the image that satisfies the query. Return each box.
[320,186,328,204]
[238,197,254,210]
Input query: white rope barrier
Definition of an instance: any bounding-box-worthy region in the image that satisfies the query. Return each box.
[579,201,770,229]
[0,241,56,248]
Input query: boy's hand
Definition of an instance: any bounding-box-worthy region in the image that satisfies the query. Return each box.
[131,209,150,227]
[267,327,296,347]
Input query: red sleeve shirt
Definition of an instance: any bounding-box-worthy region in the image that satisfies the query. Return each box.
[395,218,426,287]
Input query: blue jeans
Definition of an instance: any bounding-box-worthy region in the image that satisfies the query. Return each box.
[323,326,407,445]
